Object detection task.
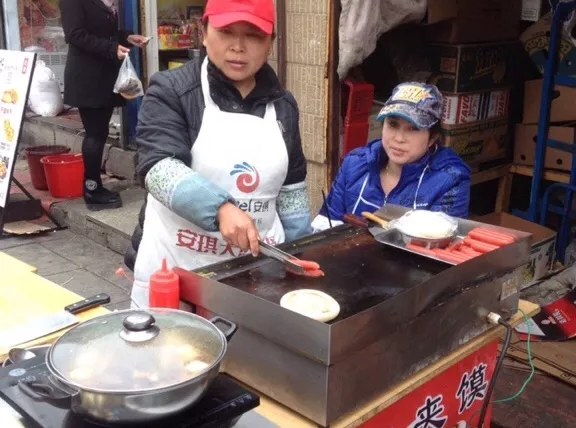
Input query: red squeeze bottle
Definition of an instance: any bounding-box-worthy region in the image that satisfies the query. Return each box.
[149,259,180,309]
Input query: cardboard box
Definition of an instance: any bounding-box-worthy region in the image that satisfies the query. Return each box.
[527,333,576,365]
[474,212,556,287]
[367,102,384,143]
[523,79,576,124]
[428,42,516,93]
[514,124,575,171]
[521,12,576,78]
[425,0,457,25]
[442,88,510,126]
[507,346,576,386]
[426,0,522,43]
[442,118,510,165]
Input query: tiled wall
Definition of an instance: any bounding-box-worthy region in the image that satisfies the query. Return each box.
[269,0,330,214]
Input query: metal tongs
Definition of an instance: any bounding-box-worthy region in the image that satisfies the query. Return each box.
[259,240,306,274]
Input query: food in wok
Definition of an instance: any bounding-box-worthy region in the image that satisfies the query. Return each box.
[63,332,215,390]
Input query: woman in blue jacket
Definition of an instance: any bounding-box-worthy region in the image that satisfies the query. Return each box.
[313,82,470,231]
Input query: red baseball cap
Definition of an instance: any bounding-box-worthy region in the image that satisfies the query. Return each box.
[203,0,275,35]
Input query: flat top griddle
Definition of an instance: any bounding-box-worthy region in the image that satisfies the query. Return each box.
[212,229,449,322]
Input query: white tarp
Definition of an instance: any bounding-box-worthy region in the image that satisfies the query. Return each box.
[338,0,427,80]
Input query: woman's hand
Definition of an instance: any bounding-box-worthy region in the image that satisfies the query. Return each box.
[128,35,151,48]
[117,45,130,60]
[217,202,260,256]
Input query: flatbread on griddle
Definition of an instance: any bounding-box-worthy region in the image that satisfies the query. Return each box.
[280,289,340,323]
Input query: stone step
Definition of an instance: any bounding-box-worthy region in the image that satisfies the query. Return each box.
[22,114,137,183]
[50,188,145,257]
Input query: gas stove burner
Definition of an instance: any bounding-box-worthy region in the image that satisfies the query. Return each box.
[0,356,259,428]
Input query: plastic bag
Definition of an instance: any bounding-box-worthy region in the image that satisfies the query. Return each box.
[28,60,64,117]
[338,0,426,79]
[390,210,458,239]
[113,55,144,100]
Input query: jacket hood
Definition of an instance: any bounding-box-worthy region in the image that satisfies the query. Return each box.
[365,138,470,180]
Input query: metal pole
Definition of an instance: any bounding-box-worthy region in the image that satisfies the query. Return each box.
[526,3,569,221]
[1,0,20,50]
[0,0,6,49]
[276,0,286,88]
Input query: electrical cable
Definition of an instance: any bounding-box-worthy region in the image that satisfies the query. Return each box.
[477,317,513,428]
[466,309,534,427]
[493,309,534,402]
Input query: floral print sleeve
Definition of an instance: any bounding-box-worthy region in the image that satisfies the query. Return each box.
[145,157,234,232]
[277,181,312,242]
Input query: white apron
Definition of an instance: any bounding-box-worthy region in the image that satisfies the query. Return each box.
[132,58,288,307]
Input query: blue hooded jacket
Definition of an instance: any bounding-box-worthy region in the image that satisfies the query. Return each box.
[320,139,471,220]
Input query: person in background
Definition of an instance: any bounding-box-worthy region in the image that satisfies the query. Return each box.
[125,0,311,307]
[60,0,148,211]
[313,82,470,231]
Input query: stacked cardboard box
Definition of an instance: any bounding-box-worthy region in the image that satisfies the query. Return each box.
[513,13,576,171]
[367,101,384,143]
[366,45,516,157]
[426,0,522,167]
[425,0,522,44]
[521,12,576,79]
[514,79,576,171]
[428,42,516,166]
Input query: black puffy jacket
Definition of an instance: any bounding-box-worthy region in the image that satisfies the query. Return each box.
[124,57,307,270]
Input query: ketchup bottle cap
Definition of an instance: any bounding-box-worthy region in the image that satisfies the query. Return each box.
[151,259,178,281]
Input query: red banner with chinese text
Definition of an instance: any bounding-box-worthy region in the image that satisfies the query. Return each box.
[360,341,498,428]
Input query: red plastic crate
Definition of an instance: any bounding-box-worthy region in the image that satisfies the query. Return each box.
[341,80,374,160]
[342,121,371,159]
[343,80,374,123]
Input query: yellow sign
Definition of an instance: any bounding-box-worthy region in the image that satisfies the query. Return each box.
[393,85,431,103]
[168,61,186,70]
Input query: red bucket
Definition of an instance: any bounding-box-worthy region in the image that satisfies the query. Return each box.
[40,153,85,198]
[25,145,71,190]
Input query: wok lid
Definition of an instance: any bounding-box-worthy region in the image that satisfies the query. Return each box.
[48,309,227,392]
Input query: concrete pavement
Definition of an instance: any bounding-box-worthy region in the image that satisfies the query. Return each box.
[1,229,132,310]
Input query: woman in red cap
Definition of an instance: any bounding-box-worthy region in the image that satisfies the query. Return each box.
[127,0,311,307]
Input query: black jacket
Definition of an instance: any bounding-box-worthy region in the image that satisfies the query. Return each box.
[124,58,307,270]
[60,0,132,108]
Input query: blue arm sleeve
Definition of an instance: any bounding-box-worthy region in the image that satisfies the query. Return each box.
[428,176,471,218]
[319,155,350,221]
